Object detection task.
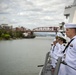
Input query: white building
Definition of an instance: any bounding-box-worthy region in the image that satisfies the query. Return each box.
[0,24,12,30]
[64,0,76,23]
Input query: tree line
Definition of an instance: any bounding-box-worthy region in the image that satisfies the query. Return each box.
[0,29,24,40]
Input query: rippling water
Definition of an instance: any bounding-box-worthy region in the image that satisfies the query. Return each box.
[0,36,54,75]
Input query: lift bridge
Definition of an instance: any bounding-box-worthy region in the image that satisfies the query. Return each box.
[32,27,59,32]
[23,26,59,37]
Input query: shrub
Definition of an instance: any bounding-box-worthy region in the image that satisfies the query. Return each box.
[1,34,11,40]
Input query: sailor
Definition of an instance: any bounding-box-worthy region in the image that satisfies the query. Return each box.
[49,36,60,74]
[57,35,67,57]
[50,39,57,56]
[57,35,67,75]
[50,36,59,64]
[53,33,67,61]
[50,38,57,68]
[50,33,67,74]
[63,23,76,75]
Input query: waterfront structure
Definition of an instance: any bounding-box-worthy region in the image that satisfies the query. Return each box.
[64,0,76,23]
[0,24,12,30]
[15,26,29,32]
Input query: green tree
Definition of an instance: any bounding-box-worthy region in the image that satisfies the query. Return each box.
[1,34,11,40]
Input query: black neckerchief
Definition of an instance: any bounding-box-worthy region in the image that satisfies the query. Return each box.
[63,38,74,53]
[52,45,55,52]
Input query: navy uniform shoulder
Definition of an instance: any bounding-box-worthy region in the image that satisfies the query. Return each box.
[63,43,67,46]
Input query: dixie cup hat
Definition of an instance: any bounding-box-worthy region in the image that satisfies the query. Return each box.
[65,23,76,28]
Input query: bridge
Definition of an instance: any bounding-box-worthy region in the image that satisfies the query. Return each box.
[32,27,59,32]
[18,26,59,37]
[25,27,59,32]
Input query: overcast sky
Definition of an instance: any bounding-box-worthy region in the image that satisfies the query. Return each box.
[0,0,74,29]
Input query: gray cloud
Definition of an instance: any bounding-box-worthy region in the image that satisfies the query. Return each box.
[0,0,74,29]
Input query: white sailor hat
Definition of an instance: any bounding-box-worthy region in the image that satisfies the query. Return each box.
[65,23,76,28]
[53,39,56,42]
[56,32,63,37]
[59,35,66,40]
[56,32,66,40]
[55,32,62,39]
[58,35,67,43]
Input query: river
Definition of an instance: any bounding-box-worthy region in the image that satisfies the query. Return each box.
[0,36,54,75]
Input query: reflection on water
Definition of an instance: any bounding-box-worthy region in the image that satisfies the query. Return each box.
[0,37,54,75]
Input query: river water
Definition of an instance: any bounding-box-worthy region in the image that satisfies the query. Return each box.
[0,36,54,75]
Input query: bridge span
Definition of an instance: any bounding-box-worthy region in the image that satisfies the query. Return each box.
[22,26,59,37]
[32,27,59,32]
[25,27,59,32]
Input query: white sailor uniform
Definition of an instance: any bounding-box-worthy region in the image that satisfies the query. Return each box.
[51,42,60,68]
[54,38,67,75]
[57,44,66,75]
[64,36,76,75]
[56,44,65,57]
[50,42,66,75]
[50,45,55,68]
